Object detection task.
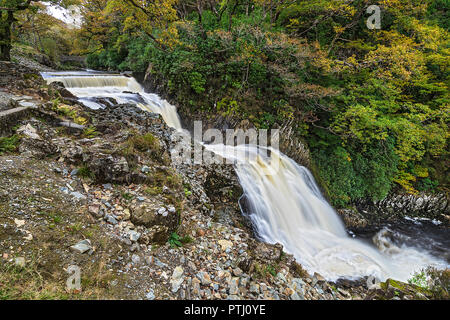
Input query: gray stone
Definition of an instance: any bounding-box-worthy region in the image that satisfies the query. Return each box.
[70,239,92,254]
[131,254,141,264]
[229,277,240,295]
[105,215,118,225]
[233,267,243,277]
[71,191,86,200]
[170,266,184,293]
[14,257,26,268]
[197,271,212,286]
[146,289,155,300]
[103,183,112,190]
[128,230,141,242]
[168,206,176,213]
[249,282,260,294]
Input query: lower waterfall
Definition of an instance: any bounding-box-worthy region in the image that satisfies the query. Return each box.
[41,71,449,282]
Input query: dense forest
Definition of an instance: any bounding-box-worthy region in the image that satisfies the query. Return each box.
[2,0,449,207]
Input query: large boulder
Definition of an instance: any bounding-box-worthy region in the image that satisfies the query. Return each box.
[86,154,130,183]
[131,202,179,244]
[17,124,58,158]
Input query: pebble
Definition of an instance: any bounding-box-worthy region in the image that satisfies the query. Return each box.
[71,191,86,200]
[170,266,184,293]
[229,277,240,295]
[249,282,260,294]
[70,239,92,254]
[128,230,141,242]
[105,215,118,225]
[15,257,26,268]
[218,240,233,251]
[197,271,212,286]
[146,289,155,300]
[233,267,243,277]
[131,254,141,264]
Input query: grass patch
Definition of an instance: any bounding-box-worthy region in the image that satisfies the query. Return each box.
[119,132,165,166]
[252,262,280,280]
[0,135,20,155]
[82,126,99,139]
[130,133,160,152]
[77,166,95,180]
[121,192,134,201]
[144,186,162,196]
[290,262,309,279]
[0,258,70,300]
[52,102,88,126]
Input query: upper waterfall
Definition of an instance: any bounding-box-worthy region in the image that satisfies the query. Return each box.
[41,71,182,130]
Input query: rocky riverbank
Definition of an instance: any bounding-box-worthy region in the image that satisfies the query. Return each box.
[0,60,448,300]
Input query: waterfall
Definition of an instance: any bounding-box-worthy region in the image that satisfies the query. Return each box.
[41,71,449,282]
[41,71,182,129]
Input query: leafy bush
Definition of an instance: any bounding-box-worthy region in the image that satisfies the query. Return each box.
[311,135,398,207]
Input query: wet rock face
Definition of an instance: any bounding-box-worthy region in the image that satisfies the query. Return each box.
[49,81,76,99]
[337,209,368,229]
[277,121,311,168]
[355,193,450,225]
[204,164,242,204]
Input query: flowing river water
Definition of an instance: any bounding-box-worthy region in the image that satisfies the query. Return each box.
[41,71,449,282]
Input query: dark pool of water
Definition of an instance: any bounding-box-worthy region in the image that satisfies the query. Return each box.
[350,218,450,264]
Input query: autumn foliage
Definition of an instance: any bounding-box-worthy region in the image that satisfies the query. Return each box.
[4,0,449,207]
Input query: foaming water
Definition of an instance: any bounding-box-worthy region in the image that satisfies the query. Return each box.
[41,71,182,129]
[40,71,449,282]
[204,144,448,281]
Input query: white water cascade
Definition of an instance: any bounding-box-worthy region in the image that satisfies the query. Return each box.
[41,71,448,282]
[41,71,182,129]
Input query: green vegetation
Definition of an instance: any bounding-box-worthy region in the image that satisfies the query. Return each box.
[0,135,19,155]
[408,267,450,299]
[77,165,95,180]
[408,271,429,289]
[53,103,88,126]
[82,126,99,139]
[0,258,70,300]
[1,1,85,66]
[121,192,133,201]
[168,232,182,248]
[120,132,165,167]
[128,133,160,153]
[252,262,280,280]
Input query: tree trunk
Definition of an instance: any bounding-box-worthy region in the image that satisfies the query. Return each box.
[0,11,15,61]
